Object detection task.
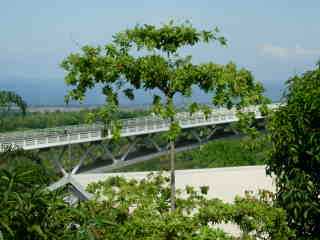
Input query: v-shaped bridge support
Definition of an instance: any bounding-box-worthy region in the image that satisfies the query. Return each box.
[48,144,96,200]
[46,126,223,201]
[46,135,160,200]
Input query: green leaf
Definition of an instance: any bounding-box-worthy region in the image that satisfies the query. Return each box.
[29,225,47,239]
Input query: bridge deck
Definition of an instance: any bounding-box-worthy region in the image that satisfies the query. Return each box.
[0,104,279,151]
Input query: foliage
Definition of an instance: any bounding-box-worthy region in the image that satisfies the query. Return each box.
[0,90,27,132]
[0,159,293,239]
[83,174,293,239]
[61,20,269,210]
[266,62,320,238]
[0,147,57,181]
[0,90,27,115]
[114,137,267,172]
[0,161,68,240]
[0,108,148,132]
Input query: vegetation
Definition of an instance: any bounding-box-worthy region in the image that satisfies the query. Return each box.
[0,161,294,239]
[0,110,87,132]
[0,90,27,115]
[266,62,320,238]
[114,138,268,172]
[2,20,318,240]
[1,133,267,178]
[61,21,268,210]
[0,90,27,131]
[0,108,148,132]
[0,105,266,173]
[0,161,63,240]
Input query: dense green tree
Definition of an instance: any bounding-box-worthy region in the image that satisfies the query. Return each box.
[0,91,27,115]
[61,21,268,211]
[267,61,320,238]
[0,160,66,240]
[0,90,27,131]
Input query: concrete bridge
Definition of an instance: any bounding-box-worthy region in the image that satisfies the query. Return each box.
[0,103,279,199]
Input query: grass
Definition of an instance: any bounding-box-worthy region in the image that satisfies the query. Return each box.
[113,137,268,172]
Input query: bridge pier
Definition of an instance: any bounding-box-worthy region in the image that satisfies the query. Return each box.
[100,141,117,163]
[206,125,218,140]
[145,135,162,152]
[189,125,219,144]
[51,146,68,176]
[98,138,139,163]
[47,144,98,200]
[46,133,172,200]
[48,173,93,200]
[98,134,165,165]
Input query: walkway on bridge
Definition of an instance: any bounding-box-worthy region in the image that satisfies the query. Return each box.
[0,103,280,200]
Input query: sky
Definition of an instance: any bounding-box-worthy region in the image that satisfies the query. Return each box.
[1,0,319,106]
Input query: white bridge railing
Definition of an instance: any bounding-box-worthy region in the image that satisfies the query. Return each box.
[0,103,280,152]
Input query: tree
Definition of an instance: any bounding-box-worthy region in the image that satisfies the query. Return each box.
[61,21,268,210]
[0,91,27,115]
[266,62,320,238]
[0,90,27,132]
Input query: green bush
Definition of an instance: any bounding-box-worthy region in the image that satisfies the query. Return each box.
[85,174,293,239]
[0,162,68,240]
[0,165,293,239]
[267,62,320,238]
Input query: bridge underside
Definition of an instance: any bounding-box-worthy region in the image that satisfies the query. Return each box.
[0,104,279,202]
[41,124,244,200]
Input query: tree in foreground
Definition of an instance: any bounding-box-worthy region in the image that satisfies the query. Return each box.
[267,61,320,238]
[61,21,268,210]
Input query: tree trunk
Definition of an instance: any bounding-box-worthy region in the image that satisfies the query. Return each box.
[169,114,176,211]
[170,138,176,211]
[166,94,176,211]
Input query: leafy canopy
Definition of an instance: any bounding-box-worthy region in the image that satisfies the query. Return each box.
[61,21,268,140]
[61,21,269,211]
[0,91,27,115]
[267,61,320,238]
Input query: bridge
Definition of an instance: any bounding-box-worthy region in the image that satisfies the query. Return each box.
[0,103,279,200]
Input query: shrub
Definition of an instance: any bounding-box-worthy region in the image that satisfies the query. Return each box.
[267,62,320,238]
[0,165,293,239]
[86,174,293,239]
[0,162,68,240]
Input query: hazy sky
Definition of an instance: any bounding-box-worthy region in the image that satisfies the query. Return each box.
[1,0,319,105]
